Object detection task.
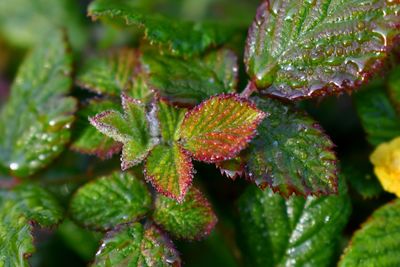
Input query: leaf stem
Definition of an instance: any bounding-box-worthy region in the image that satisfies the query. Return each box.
[240,81,257,98]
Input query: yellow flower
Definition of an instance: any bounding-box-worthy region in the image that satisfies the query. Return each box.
[370,137,400,197]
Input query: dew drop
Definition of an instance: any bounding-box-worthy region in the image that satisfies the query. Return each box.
[9,162,19,170]
[357,21,365,30]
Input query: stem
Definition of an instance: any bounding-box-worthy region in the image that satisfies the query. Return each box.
[240,81,257,98]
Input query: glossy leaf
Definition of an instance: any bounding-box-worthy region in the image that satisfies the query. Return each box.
[92,223,181,267]
[71,99,122,159]
[0,200,33,267]
[245,0,400,100]
[77,49,138,96]
[238,177,351,267]
[141,49,238,105]
[354,82,400,146]
[179,94,266,163]
[0,0,87,49]
[88,0,235,56]
[0,185,64,266]
[0,32,76,177]
[246,96,337,197]
[153,187,217,240]
[89,94,157,170]
[340,199,400,266]
[70,171,152,230]
[145,144,193,202]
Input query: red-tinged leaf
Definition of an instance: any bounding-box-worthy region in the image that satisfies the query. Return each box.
[89,94,156,170]
[178,94,266,163]
[244,0,400,100]
[144,144,193,202]
[215,156,246,180]
[71,99,122,159]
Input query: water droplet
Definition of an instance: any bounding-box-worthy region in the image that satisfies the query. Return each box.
[10,163,19,170]
[357,21,365,30]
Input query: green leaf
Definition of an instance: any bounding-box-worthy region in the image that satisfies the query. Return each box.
[10,184,64,227]
[0,184,64,266]
[141,49,238,105]
[92,223,181,267]
[388,65,400,113]
[246,96,337,197]
[70,171,152,231]
[77,49,138,96]
[71,99,122,159]
[354,81,400,146]
[339,199,400,266]
[57,220,102,261]
[0,32,76,177]
[144,144,193,202]
[215,156,246,180]
[244,0,400,100]
[341,154,383,199]
[153,187,217,240]
[0,200,34,267]
[157,100,187,142]
[88,0,236,56]
[238,176,351,267]
[0,0,87,50]
[178,94,266,163]
[89,94,157,170]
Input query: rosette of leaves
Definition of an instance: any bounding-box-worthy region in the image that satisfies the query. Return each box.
[89,94,265,201]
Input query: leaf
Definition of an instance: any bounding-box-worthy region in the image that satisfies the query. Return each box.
[88,0,236,56]
[0,184,64,266]
[0,32,76,177]
[10,184,64,227]
[153,187,217,240]
[89,94,157,170]
[141,49,239,105]
[178,94,266,163]
[246,96,337,197]
[144,144,193,202]
[0,0,87,50]
[388,65,400,113]
[237,176,351,267]
[57,220,102,261]
[92,223,181,267]
[244,0,400,100]
[157,100,187,142]
[215,156,246,180]
[341,154,383,199]
[70,171,152,231]
[77,49,137,96]
[354,81,400,146]
[339,199,400,266]
[0,200,34,267]
[71,99,122,159]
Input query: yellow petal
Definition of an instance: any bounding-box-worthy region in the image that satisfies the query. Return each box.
[370,137,400,198]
